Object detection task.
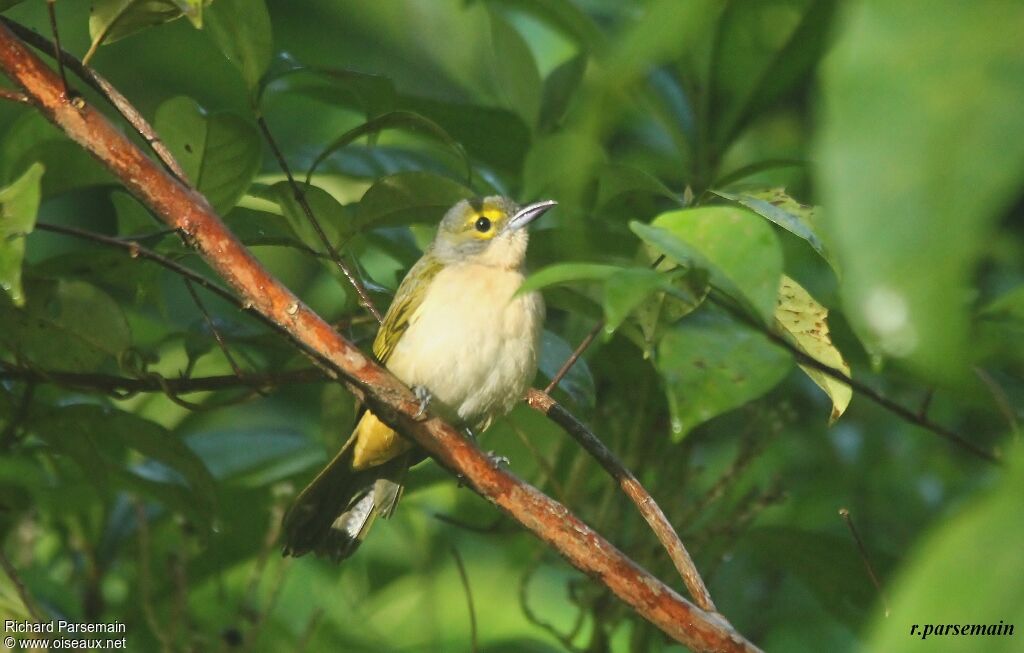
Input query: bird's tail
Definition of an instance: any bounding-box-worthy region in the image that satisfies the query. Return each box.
[281,413,409,561]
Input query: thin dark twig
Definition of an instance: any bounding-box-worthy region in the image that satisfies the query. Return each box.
[254,112,383,323]
[544,255,667,394]
[0,86,29,103]
[545,320,602,394]
[1,17,187,181]
[0,547,44,622]
[184,278,247,381]
[526,389,716,613]
[839,508,890,618]
[707,289,998,463]
[0,363,322,395]
[44,1,71,98]
[450,546,479,653]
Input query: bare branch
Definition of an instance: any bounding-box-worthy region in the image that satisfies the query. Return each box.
[0,21,759,652]
[527,389,716,612]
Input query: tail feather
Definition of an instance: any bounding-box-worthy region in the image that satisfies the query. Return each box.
[281,413,412,561]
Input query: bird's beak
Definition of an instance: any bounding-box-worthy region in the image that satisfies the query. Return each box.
[508,200,557,231]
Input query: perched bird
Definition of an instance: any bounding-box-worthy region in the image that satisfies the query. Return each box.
[282,196,556,560]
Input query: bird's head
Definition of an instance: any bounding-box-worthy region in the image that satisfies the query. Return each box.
[432,196,556,269]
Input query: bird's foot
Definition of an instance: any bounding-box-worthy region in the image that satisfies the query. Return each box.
[486,451,510,468]
[413,385,432,419]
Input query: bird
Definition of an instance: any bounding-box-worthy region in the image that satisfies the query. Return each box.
[281,195,556,560]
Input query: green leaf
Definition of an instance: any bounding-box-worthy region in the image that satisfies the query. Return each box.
[517,262,622,295]
[602,268,668,335]
[203,0,272,90]
[867,452,1024,651]
[714,188,835,271]
[597,164,684,210]
[538,54,587,132]
[355,172,473,232]
[632,265,709,352]
[30,405,216,526]
[658,307,791,438]
[0,162,43,306]
[632,206,783,323]
[816,1,1024,382]
[402,96,530,175]
[186,427,323,486]
[774,275,851,423]
[154,96,261,215]
[488,8,542,127]
[306,111,470,184]
[260,57,397,118]
[0,113,114,197]
[0,0,28,11]
[710,0,838,152]
[743,526,890,629]
[538,330,595,409]
[248,181,348,248]
[0,279,132,372]
[87,0,189,54]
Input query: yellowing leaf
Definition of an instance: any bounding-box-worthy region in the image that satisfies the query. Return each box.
[775,275,851,423]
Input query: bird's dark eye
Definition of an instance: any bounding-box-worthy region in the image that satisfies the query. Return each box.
[475,217,492,232]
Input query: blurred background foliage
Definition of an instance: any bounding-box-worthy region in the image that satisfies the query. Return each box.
[0,0,1022,651]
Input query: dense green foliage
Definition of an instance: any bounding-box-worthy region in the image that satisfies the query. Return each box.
[1,1,1022,651]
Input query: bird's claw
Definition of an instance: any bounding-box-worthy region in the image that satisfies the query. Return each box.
[486,451,510,468]
[413,385,432,419]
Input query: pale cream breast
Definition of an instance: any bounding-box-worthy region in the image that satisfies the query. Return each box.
[385,262,544,430]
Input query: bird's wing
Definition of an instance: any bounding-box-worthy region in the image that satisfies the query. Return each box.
[372,253,443,364]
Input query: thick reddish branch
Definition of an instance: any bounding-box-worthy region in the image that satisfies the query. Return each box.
[0,23,759,653]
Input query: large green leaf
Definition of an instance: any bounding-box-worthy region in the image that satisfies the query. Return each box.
[355,172,473,231]
[632,206,783,323]
[30,404,216,526]
[517,262,622,295]
[710,0,837,152]
[154,96,261,215]
[658,307,791,438]
[305,111,470,184]
[816,1,1024,382]
[538,54,587,133]
[260,56,398,118]
[713,187,834,271]
[867,452,1024,652]
[488,8,542,127]
[203,0,272,90]
[0,279,132,372]
[87,0,198,56]
[248,181,349,248]
[743,526,890,629]
[0,162,43,306]
[0,113,114,197]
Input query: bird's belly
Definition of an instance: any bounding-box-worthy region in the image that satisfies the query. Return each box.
[385,265,543,430]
